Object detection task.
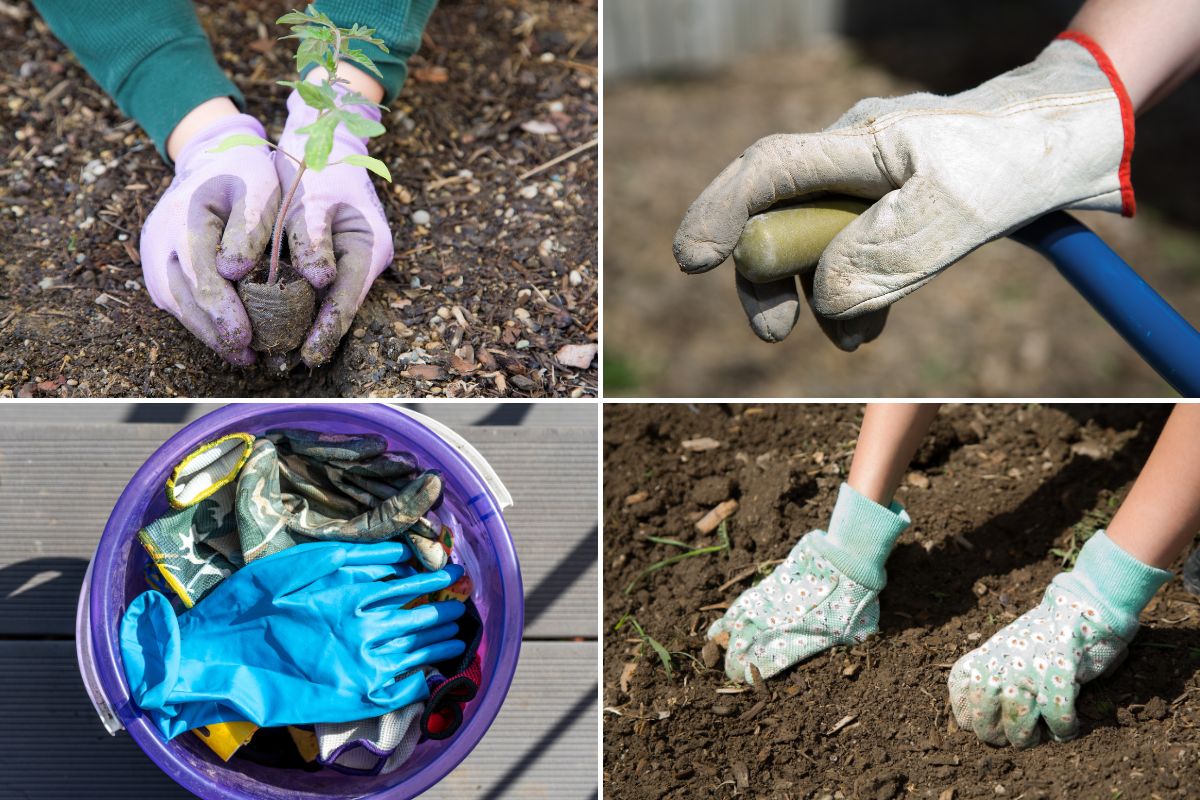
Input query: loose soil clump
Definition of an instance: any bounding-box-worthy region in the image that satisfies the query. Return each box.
[604,404,1200,799]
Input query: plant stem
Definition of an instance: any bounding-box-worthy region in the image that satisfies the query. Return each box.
[268,160,307,284]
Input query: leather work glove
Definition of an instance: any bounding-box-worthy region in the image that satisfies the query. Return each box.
[275,86,395,367]
[708,483,909,683]
[673,32,1134,346]
[140,114,281,366]
[949,531,1170,748]
[120,540,468,740]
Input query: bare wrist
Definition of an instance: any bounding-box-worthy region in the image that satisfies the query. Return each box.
[166,97,242,162]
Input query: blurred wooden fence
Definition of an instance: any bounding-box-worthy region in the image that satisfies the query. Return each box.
[604,0,839,80]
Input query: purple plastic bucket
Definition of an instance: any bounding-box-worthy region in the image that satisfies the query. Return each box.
[75,403,522,800]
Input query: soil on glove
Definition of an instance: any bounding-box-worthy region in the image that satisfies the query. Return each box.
[603,404,1200,799]
[0,0,597,398]
[237,262,317,356]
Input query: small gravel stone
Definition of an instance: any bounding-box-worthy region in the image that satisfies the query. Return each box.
[411,209,431,226]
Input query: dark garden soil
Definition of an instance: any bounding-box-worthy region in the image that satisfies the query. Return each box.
[0,0,597,397]
[603,404,1200,799]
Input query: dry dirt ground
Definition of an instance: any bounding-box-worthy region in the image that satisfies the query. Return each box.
[0,0,597,397]
[603,404,1200,799]
[603,43,1200,397]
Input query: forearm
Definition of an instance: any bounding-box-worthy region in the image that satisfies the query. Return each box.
[32,0,241,158]
[312,0,438,103]
[1106,404,1200,569]
[848,403,941,506]
[1070,0,1200,112]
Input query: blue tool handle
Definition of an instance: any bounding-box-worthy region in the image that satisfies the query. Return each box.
[1010,211,1200,397]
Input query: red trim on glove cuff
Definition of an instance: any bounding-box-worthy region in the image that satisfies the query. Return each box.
[1056,30,1136,217]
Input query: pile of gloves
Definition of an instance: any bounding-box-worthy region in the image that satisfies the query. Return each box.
[121,429,483,776]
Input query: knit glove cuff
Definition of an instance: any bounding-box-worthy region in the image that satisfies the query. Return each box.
[1051,530,1171,641]
[809,482,910,591]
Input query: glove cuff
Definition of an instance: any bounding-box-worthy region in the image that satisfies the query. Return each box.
[284,83,382,148]
[1052,530,1171,640]
[174,114,269,172]
[120,590,183,714]
[1056,30,1136,216]
[809,482,910,592]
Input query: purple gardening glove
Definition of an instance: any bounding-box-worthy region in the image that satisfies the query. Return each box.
[140,114,281,366]
[275,87,395,367]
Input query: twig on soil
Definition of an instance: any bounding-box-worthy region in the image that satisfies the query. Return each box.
[825,714,859,736]
[517,137,597,181]
[695,499,738,535]
[698,602,730,612]
[624,521,730,594]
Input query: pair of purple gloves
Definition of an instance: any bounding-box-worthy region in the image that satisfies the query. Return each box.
[140,90,394,367]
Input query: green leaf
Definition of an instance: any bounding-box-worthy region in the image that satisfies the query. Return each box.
[284,25,332,42]
[336,109,385,138]
[276,10,314,25]
[643,535,691,550]
[343,47,383,79]
[643,633,675,677]
[340,91,388,110]
[295,80,336,110]
[207,133,272,153]
[302,5,335,27]
[341,154,391,181]
[299,114,338,170]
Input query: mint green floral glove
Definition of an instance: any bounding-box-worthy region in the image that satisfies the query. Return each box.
[949,530,1171,748]
[708,483,910,683]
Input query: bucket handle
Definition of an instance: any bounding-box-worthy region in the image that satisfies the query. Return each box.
[76,557,124,734]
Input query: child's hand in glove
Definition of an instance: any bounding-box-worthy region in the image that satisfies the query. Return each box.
[707,483,909,684]
[140,115,280,366]
[949,531,1170,748]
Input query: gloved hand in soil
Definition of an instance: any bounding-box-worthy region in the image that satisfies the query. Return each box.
[948,531,1170,748]
[708,483,909,684]
[140,114,280,366]
[120,540,468,740]
[275,84,395,368]
[673,32,1133,346]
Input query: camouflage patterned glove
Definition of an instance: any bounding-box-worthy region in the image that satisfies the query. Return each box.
[949,531,1170,747]
[139,434,255,605]
[708,483,909,683]
[235,435,443,563]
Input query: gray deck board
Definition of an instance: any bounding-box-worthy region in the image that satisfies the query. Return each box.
[0,640,596,800]
[0,405,597,798]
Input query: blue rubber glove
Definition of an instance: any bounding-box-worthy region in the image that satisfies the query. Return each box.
[121,540,467,740]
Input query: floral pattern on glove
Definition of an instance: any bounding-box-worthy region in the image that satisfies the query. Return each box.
[949,584,1129,748]
[708,535,879,684]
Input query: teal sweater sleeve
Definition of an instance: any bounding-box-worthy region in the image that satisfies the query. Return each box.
[313,0,438,103]
[31,0,242,158]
